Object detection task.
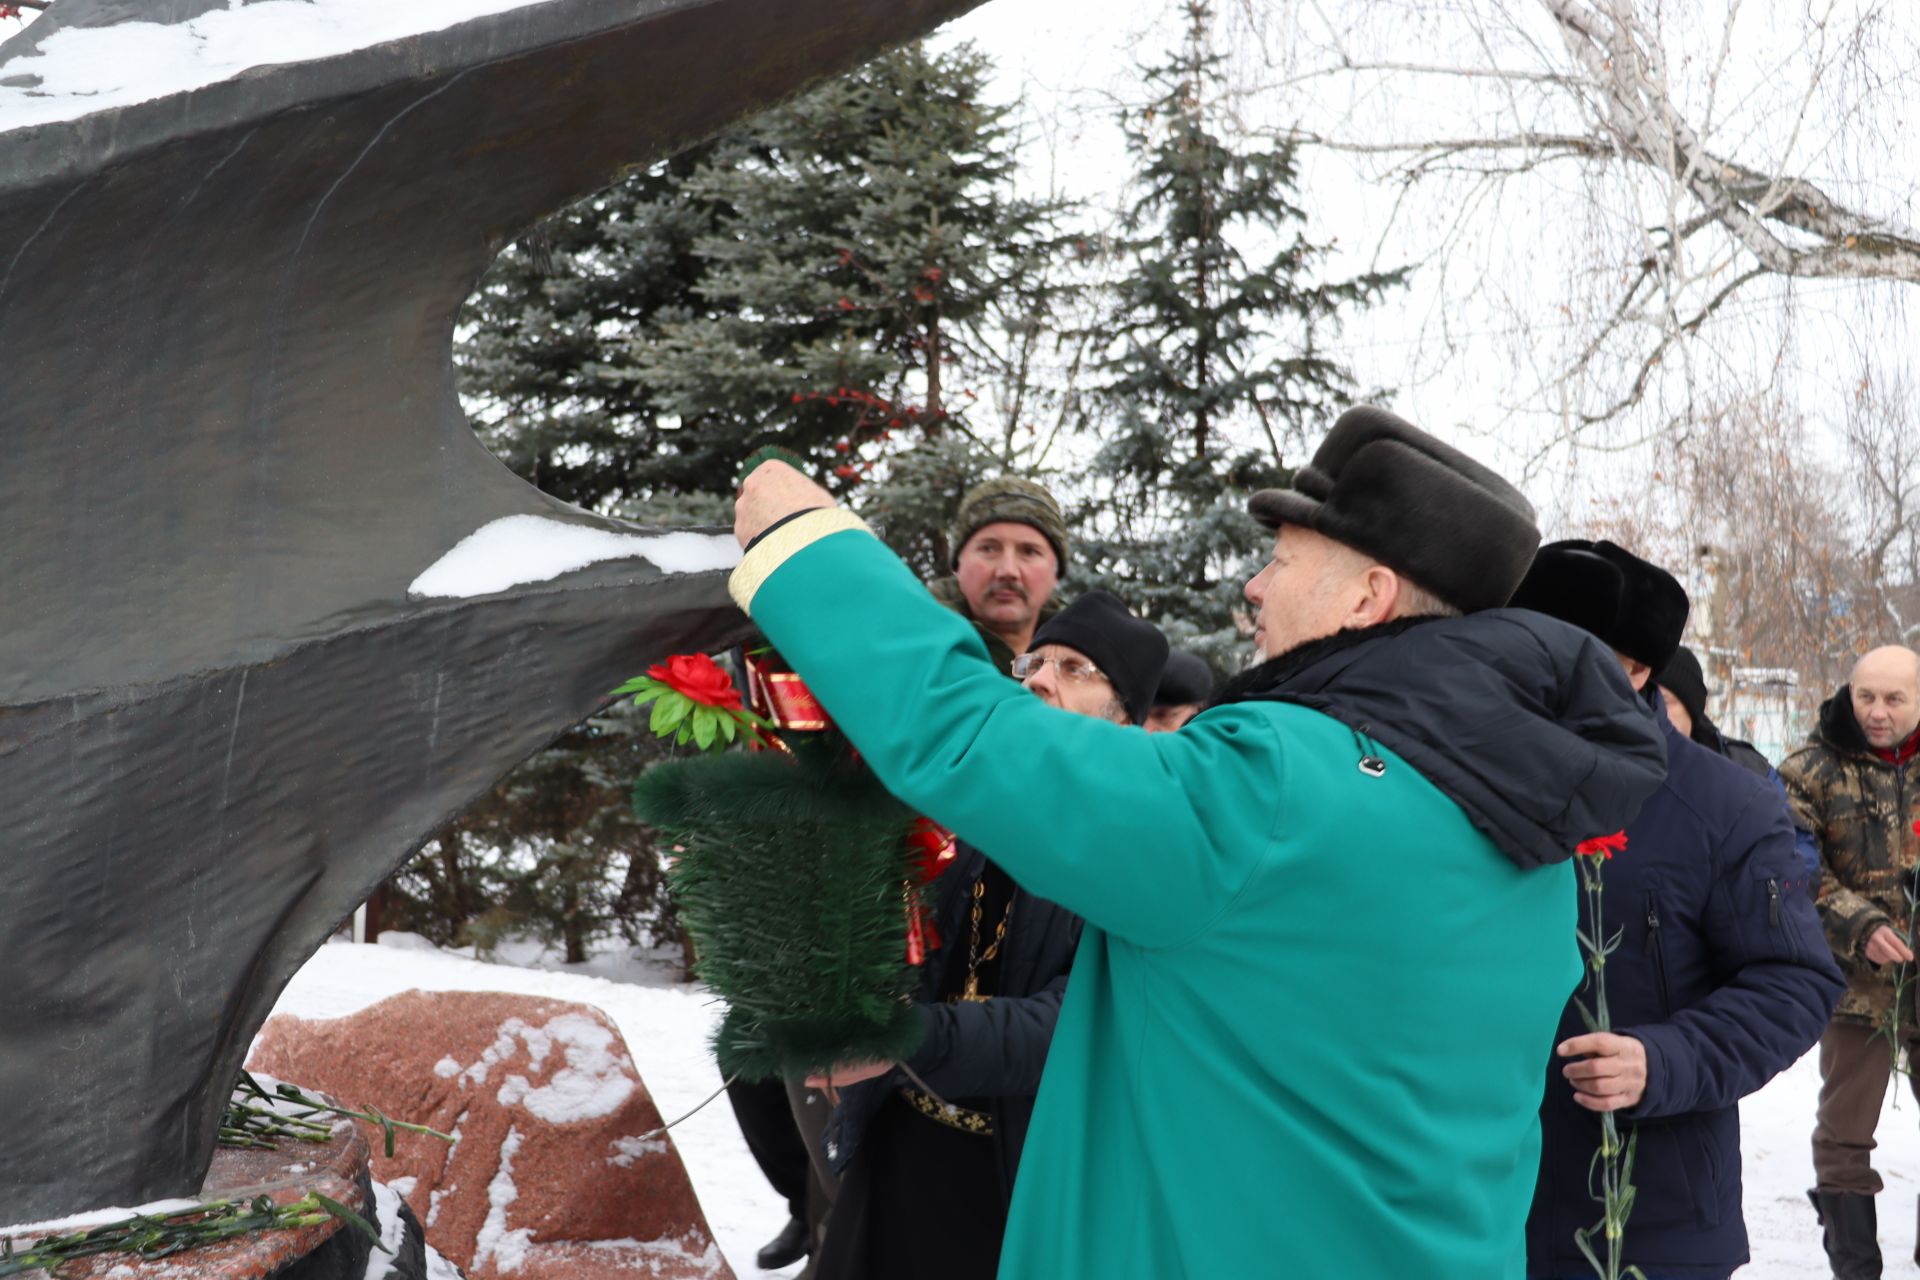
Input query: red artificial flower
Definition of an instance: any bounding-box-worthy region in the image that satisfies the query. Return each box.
[645,653,743,712]
[833,464,858,479]
[1576,830,1629,860]
[906,818,958,884]
[922,267,944,283]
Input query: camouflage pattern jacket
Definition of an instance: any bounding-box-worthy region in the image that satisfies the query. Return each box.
[1778,688,1920,1027]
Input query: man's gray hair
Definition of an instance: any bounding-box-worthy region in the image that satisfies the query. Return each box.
[1397,577,1463,620]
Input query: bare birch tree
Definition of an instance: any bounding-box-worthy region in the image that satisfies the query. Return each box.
[1254,0,1920,446]
[1574,388,1918,704]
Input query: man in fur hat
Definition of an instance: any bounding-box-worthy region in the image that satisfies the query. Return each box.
[726,406,1668,1277]
[1511,541,1842,1280]
[1780,644,1920,1277]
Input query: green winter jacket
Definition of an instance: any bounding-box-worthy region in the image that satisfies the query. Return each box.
[730,510,1661,1278]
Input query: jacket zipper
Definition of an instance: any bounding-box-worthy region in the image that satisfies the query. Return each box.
[1644,893,1671,1014]
[1768,878,1782,928]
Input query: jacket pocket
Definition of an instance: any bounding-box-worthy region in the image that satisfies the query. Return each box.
[1752,863,1805,963]
[1643,891,1673,1016]
[1621,1119,1720,1232]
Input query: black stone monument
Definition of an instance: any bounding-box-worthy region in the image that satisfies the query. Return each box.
[0,0,983,1223]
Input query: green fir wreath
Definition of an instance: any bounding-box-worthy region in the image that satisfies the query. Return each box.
[625,652,926,1081]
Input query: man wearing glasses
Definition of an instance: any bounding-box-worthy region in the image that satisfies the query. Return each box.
[803,591,1167,1280]
[727,407,1668,1277]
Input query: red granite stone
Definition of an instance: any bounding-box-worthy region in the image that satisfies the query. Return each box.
[248,991,731,1280]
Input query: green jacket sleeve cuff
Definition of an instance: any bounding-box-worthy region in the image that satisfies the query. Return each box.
[729,507,875,614]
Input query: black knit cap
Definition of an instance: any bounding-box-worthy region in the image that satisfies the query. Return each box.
[1246,406,1540,612]
[1658,644,1710,729]
[1509,539,1690,672]
[1029,591,1170,725]
[1154,650,1215,709]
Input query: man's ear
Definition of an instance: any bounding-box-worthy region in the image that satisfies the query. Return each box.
[1353,564,1403,628]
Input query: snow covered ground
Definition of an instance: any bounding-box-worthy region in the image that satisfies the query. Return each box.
[275,936,1920,1278]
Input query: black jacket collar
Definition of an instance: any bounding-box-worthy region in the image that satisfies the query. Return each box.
[1815,685,1880,760]
[1217,610,1667,871]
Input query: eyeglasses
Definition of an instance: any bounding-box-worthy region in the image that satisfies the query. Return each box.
[1011,653,1107,684]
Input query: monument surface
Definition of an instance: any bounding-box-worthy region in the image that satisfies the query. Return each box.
[0,0,982,1223]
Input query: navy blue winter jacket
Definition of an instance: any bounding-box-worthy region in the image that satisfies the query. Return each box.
[1527,703,1844,1278]
[821,843,1082,1200]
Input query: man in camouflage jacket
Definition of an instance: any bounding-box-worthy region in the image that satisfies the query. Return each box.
[1779,644,1920,1277]
[927,478,1068,672]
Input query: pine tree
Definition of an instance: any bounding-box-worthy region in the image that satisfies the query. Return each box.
[406,44,1081,964]
[454,146,726,515]
[1076,0,1404,673]
[640,41,1082,523]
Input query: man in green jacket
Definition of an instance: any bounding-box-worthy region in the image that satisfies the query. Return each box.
[727,407,1668,1277]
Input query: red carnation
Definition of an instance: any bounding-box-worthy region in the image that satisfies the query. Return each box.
[1576,830,1628,860]
[645,653,743,712]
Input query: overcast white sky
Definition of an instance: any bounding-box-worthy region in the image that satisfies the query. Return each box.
[7,0,1911,536]
[943,0,1919,535]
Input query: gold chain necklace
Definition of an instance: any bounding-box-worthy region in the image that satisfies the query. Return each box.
[958,876,1014,1002]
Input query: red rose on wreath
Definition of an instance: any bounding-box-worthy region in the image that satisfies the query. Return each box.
[647,653,744,712]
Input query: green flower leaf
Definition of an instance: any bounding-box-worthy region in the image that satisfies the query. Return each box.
[692,708,718,751]
[650,692,694,735]
[310,1194,389,1253]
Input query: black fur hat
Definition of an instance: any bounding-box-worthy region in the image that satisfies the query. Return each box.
[1510,539,1690,672]
[1247,406,1539,612]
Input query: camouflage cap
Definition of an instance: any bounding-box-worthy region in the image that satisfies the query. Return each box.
[949,476,1069,572]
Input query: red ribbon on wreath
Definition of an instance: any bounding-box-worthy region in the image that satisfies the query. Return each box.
[904,818,958,965]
